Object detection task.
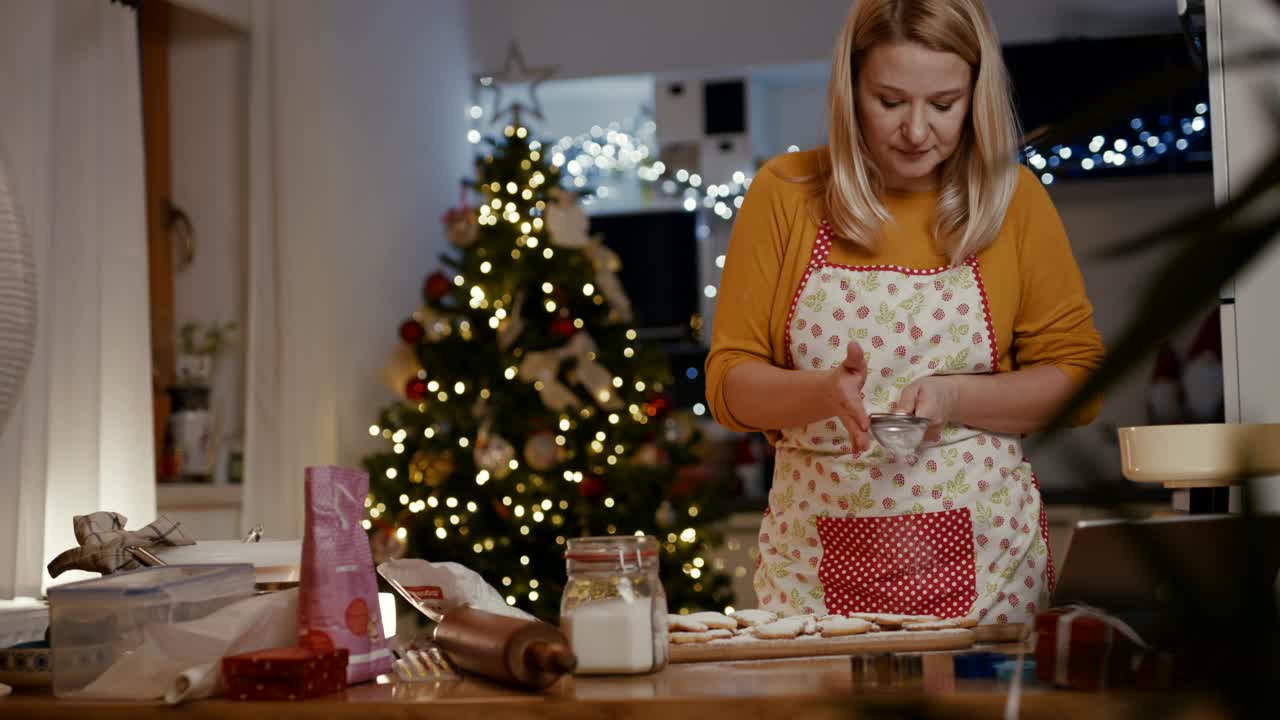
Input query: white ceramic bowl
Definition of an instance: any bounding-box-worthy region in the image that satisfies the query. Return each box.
[1117,423,1280,486]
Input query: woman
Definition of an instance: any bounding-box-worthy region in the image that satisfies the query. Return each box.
[705,0,1104,625]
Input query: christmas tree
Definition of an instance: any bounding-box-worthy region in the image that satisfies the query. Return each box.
[360,115,733,621]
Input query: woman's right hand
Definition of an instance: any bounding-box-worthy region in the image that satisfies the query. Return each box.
[821,341,871,453]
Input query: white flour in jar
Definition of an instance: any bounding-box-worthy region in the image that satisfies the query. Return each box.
[564,596,654,674]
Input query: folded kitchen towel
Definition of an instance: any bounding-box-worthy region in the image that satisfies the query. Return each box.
[46,511,194,578]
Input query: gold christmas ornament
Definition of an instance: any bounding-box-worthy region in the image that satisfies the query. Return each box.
[523,431,563,471]
[411,449,455,487]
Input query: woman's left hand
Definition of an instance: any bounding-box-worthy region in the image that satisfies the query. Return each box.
[896,375,963,442]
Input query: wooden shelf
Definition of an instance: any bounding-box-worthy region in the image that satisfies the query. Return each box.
[156,482,242,509]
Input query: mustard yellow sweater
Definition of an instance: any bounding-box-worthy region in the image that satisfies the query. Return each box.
[705,149,1105,440]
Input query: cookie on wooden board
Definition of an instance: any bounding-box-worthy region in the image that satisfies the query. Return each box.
[817,616,875,638]
[683,611,738,631]
[750,617,809,640]
[729,609,777,628]
[668,614,709,632]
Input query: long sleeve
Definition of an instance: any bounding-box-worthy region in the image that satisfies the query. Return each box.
[705,163,796,433]
[1009,168,1106,424]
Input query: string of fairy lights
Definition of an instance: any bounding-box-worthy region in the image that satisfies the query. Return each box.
[366,409,724,608]
[467,99,1211,211]
[464,98,1212,314]
[1025,102,1212,186]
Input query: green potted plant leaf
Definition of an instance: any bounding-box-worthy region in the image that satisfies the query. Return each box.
[175,321,237,387]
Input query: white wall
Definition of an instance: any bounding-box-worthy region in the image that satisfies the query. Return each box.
[263,0,474,534]
[169,6,249,482]
[469,0,1180,81]
[532,75,654,142]
[755,74,829,158]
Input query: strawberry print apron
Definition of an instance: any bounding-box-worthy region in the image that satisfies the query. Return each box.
[754,221,1054,625]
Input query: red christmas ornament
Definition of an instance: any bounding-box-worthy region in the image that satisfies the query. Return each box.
[405,377,428,402]
[646,391,672,419]
[424,271,451,302]
[578,473,607,500]
[550,316,576,338]
[399,318,425,344]
[669,466,706,499]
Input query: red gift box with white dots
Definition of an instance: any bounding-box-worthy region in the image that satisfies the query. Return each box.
[222,647,349,701]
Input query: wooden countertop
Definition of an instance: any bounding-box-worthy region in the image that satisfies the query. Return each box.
[1,652,1225,720]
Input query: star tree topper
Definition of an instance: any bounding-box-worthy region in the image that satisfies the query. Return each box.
[474,42,558,128]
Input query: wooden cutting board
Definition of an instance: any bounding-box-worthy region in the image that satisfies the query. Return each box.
[668,627,975,664]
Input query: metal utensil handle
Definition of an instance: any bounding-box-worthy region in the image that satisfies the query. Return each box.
[125,545,168,567]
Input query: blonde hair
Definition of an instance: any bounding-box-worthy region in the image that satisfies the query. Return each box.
[819,0,1021,263]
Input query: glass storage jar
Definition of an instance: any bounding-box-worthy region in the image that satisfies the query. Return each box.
[560,535,667,675]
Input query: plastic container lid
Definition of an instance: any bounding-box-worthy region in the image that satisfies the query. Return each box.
[48,564,254,600]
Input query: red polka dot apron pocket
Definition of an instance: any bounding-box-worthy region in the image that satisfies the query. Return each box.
[816,508,977,618]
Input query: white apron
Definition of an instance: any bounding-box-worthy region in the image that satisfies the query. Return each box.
[754,221,1055,624]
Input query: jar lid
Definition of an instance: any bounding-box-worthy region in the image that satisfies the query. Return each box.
[564,535,658,563]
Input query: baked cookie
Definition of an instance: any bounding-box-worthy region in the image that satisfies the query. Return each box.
[670,630,715,644]
[817,617,875,638]
[706,628,734,640]
[683,611,738,631]
[751,617,809,640]
[790,613,821,636]
[729,609,777,628]
[668,614,710,632]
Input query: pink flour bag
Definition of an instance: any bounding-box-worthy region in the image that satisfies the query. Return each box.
[298,465,392,683]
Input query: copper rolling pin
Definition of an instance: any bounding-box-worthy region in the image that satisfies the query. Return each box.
[432,605,577,690]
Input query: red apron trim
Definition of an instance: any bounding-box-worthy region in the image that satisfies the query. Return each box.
[816,508,977,617]
[1030,471,1056,593]
[968,256,1000,372]
[784,223,835,369]
[784,221,999,371]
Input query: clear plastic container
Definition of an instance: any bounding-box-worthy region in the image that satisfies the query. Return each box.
[47,564,254,695]
[560,535,668,675]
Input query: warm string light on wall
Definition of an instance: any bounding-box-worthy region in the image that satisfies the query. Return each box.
[466,100,1211,214]
[466,105,756,222]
